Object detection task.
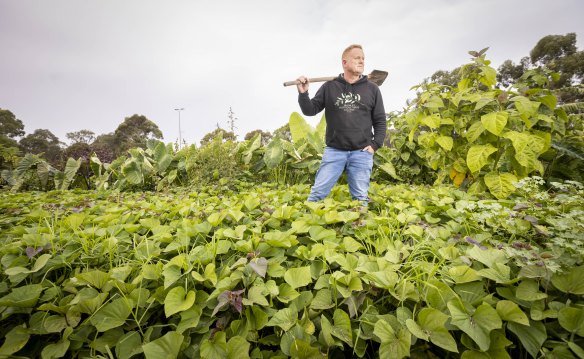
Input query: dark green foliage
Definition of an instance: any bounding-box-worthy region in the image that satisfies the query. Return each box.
[114,114,163,155]
[186,133,243,186]
[199,128,237,147]
[18,129,63,167]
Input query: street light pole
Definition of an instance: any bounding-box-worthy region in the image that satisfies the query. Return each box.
[174,108,184,149]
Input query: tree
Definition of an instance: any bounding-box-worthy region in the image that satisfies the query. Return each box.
[200,128,237,147]
[427,68,462,88]
[496,57,530,87]
[497,33,584,103]
[0,109,25,150]
[66,129,96,144]
[63,142,92,161]
[114,114,163,154]
[0,109,25,139]
[91,133,117,163]
[244,129,272,145]
[19,129,63,166]
[273,123,292,142]
[531,33,583,84]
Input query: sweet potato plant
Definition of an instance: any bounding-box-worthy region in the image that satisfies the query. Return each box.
[0,178,583,358]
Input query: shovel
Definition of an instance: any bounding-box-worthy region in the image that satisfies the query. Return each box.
[283,69,388,87]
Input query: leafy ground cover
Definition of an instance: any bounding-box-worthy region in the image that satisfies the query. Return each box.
[0,178,583,358]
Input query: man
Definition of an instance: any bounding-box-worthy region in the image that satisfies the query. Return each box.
[296,44,387,204]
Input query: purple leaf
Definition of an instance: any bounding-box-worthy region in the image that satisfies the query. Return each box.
[465,236,487,250]
[25,247,43,258]
[513,203,529,211]
[214,289,245,316]
[524,215,539,224]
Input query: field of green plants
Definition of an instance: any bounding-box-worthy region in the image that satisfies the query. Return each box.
[0,178,583,358]
[1,51,584,358]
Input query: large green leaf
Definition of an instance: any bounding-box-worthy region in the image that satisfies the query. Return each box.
[465,121,485,143]
[558,307,584,336]
[0,325,30,356]
[379,162,403,181]
[5,253,52,276]
[76,270,110,290]
[289,112,313,143]
[424,280,458,311]
[480,65,497,87]
[461,330,512,359]
[121,159,143,185]
[502,131,546,173]
[12,153,44,191]
[289,339,322,359]
[243,133,262,164]
[508,321,546,358]
[516,279,547,301]
[41,339,70,359]
[164,287,196,317]
[226,336,250,359]
[436,136,453,151]
[266,306,297,331]
[305,131,325,154]
[423,96,445,110]
[0,284,43,307]
[263,137,284,169]
[421,114,441,129]
[480,111,508,136]
[466,144,497,173]
[496,300,529,326]
[143,331,184,359]
[448,300,502,351]
[484,172,517,199]
[406,308,458,352]
[374,319,411,359]
[116,331,143,359]
[59,157,81,190]
[152,141,173,173]
[90,298,133,332]
[283,266,312,289]
[330,309,353,346]
[551,266,584,295]
[467,246,508,268]
[310,289,334,310]
[512,96,540,125]
[243,285,269,306]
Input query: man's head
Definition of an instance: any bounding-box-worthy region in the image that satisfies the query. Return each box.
[342,44,365,76]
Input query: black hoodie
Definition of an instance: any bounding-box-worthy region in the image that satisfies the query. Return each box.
[298,74,387,151]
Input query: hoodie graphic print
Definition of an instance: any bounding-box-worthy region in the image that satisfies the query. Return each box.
[298,74,387,151]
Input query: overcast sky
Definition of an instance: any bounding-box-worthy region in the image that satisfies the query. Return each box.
[1,0,583,146]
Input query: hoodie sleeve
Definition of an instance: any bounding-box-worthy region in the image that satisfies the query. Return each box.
[371,86,387,150]
[298,84,326,116]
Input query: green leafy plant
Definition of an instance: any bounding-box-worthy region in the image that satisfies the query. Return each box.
[400,49,567,198]
[1,178,582,358]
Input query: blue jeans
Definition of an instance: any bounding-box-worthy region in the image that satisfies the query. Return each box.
[308,146,374,203]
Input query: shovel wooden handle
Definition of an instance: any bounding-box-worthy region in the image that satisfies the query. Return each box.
[282,76,335,87]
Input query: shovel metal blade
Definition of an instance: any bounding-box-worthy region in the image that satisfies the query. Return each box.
[367,69,388,86]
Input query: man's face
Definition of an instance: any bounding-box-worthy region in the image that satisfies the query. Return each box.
[343,48,365,75]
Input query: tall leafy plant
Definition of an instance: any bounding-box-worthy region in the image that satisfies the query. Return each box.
[245,112,327,184]
[403,49,567,198]
[90,139,188,191]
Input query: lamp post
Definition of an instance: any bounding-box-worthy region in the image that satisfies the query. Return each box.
[174,108,184,149]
